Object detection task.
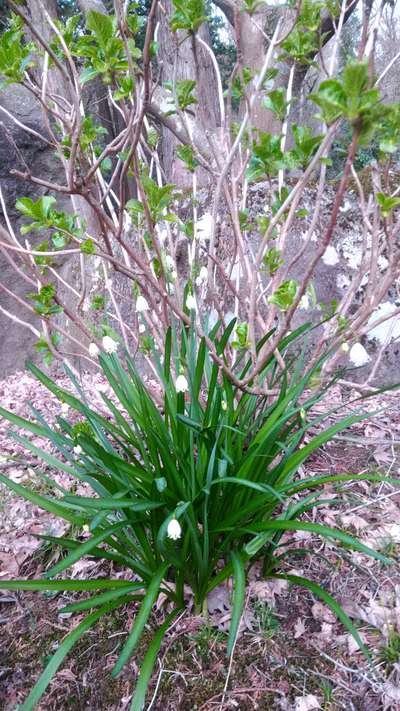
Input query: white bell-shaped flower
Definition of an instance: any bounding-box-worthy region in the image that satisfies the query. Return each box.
[349,342,370,366]
[88,342,99,357]
[102,335,118,354]
[167,518,182,541]
[136,295,149,312]
[186,294,197,311]
[175,374,189,393]
[322,245,339,266]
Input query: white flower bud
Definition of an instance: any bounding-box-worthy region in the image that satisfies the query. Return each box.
[167,518,182,541]
[136,295,149,312]
[165,255,175,270]
[198,266,208,283]
[341,342,350,352]
[322,245,339,266]
[88,342,99,357]
[73,445,82,455]
[186,294,197,311]
[221,400,227,411]
[138,323,146,334]
[102,335,118,354]
[349,342,370,366]
[175,374,189,393]
[61,402,69,415]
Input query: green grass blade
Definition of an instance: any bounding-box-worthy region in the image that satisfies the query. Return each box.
[273,573,371,660]
[244,520,392,564]
[0,579,135,591]
[0,473,85,525]
[284,472,398,495]
[112,564,168,677]
[130,608,181,711]
[60,585,144,613]
[19,600,123,711]
[45,522,126,578]
[227,551,246,657]
[63,496,162,511]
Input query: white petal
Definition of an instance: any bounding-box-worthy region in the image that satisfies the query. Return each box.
[102,335,118,353]
[136,295,149,312]
[196,213,213,241]
[175,374,188,393]
[349,343,370,366]
[199,266,208,282]
[186,294,197,310]
[167,518,182,540]
[322,245,339,266]
[299,294,310,310]
[88,342,99,357]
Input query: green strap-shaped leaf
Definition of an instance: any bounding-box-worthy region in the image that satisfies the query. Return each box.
[0,473,85,525]
[0,579,134,592]
[60,585,143,613]
[63,495,162,511]
[227,551,246,656]
[244,520,392,564]
[112,564,168,677]
[130,608,181,711]
[45,522,126,578]
[19,599,124,711]
[272,573,371,660]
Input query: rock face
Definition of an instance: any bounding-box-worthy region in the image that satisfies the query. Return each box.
[0,85,49,374]
[0,85,74,375]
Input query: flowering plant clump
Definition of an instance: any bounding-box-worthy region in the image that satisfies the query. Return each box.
[0,321,396,710]
[0,0,400,708]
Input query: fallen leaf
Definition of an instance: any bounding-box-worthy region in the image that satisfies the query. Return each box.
[250,578,288,605]
[294,694,321,711]
[341,513,369,532]
[311,602,336,624]
[294,618,306,639]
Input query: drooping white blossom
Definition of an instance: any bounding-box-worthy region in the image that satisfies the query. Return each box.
[322,245,339,266]
[102,335,118,354]
[88,342,100,358]
[167,518,182,541]
[367,302,400,345]
[299,294,310,310]
[165,255,175,271]
[196,212,213,242]
[349,342,370,366]
[61,402,69,415]
[175,374,189,393]
[73,445,82,455]
[186,294,197,311]
[196,265,208,286]
[136,295,149,312]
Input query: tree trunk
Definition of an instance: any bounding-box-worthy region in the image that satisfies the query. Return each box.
[157,0,220,185]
